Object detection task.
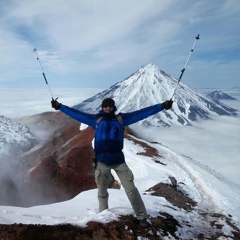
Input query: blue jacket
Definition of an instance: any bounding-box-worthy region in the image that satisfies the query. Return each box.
[60,103,164,165]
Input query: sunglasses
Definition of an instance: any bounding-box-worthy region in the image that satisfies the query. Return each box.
[102,105,114,108]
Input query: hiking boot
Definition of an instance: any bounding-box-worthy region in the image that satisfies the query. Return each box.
[139,219,148,227]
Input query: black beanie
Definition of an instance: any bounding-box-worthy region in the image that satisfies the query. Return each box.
[101,98,115,109]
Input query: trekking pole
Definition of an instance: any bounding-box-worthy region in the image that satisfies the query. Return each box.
[33,47,54,99]
[171,34,200,100]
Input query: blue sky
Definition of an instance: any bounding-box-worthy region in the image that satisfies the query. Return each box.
[0,0,239,91]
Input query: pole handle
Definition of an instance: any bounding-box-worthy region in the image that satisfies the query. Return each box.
[33,47,54,99]
[42,72,48,85]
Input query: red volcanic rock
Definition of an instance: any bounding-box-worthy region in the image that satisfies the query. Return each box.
[28,146,96,206]
[28,156,67,205]
[18,112,95,169]
[23,113,97,206]
[60,146,94,174]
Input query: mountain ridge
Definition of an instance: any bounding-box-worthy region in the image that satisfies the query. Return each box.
[207,90,237,101]
[0,115,36,155]
[74,64,237,127]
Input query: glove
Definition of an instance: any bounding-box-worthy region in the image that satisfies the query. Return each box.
[51,98,62,110]
[162,100,173,110]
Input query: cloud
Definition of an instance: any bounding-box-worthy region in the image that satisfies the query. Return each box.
[132,94,240,185]
[0,0,239,89]
[0,88,102,118]
[0,87,239,184]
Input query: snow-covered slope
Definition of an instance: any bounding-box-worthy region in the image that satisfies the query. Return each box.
[0,135,239,238]
[74,64,237,126]
[0,115,36,155]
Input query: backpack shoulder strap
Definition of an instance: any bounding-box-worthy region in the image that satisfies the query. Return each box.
[95,114,124,129]
[96,116,103,125]
[115,114,124,128]
[96,116,103,129]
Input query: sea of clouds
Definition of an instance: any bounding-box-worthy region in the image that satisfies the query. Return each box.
[0,88,239,185]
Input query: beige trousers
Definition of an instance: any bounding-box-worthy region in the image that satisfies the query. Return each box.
[95,161,147,220]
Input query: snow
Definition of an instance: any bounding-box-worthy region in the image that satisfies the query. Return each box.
[75,64,237,127]
[132,91,240,185]
[0,115,36,155]
[0,65,239,237]
[0,135,239,238]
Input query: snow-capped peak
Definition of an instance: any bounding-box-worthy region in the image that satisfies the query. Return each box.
[207,90,237,101]
[74,64,237,126]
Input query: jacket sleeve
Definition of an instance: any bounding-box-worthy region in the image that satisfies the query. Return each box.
[119,103,164,126]
[60,105,97,128]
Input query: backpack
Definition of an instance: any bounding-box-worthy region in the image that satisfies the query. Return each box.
[93,114,125,169]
